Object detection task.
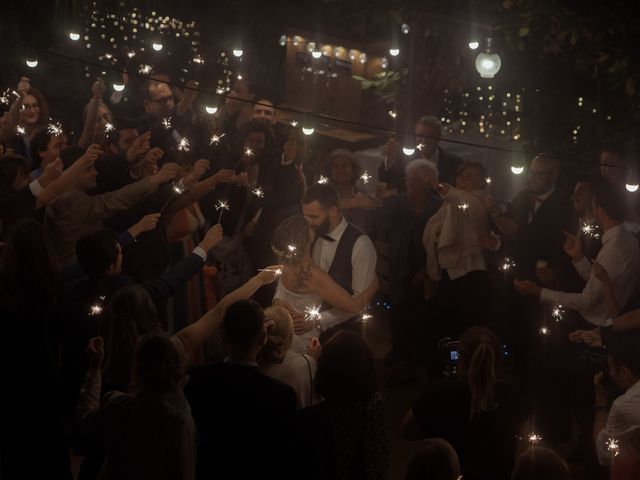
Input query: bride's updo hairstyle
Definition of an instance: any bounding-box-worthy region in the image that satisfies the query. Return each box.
[271,215,311,265]
[258,306,294,365]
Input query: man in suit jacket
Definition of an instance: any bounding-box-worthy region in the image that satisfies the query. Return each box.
[378,115,463,192]
[185,300,297,480]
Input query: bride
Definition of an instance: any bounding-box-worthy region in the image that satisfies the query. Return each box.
[270,215,379,353]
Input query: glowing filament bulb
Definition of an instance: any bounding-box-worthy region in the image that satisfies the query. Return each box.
[317,175,329,184]
[209,133,226,145]
[69,32,80,41]
[360,171,371,184]
[389,48,400,56]
[252,187,264,198]
[205,105,218,114]
[626,183,639,193]
[152,42,163,51]
[302,126,314,135]
[304,305,321,322]
[162,117,172,129]
[232,49,243,57]
[178,137,191,152]
[511,165,524,175]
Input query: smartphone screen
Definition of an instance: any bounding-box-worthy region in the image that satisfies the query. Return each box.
[450,350,458,361]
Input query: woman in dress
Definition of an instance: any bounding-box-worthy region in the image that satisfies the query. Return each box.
[271,214,379,352]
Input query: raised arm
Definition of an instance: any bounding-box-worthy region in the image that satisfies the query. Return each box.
[172,268,281,362]
[78,79,104,149]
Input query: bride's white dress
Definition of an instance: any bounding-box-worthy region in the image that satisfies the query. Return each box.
[273,280,323,354]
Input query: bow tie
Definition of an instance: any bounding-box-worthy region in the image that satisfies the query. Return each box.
[317,234,335,242]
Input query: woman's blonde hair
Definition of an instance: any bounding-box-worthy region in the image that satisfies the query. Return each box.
[258,306,294,365]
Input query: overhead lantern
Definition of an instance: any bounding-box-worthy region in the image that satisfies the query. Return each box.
[475,38,501,79]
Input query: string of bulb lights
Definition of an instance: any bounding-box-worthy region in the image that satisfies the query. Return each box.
[4,32,639,191]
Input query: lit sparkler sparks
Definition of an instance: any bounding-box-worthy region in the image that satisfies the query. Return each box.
[317,175,329,184]
[104,122,115,133]
[539,326,550,335]
[457,202,470,213]
[290,120,299,127]
[361,312,373,323]
[581,223,600,239]
[304,305,321,322]
[172,183,185,195]
[552,305,564,322]
[216,87,226,95]
[416,143,425,151]
[388,110,397,119]
[139,64,152,75]
[88,296,106,316]
[0,89,17,105]
[360,171,371,184]
[606,438,620,457]
[216,200,230,223]
[287,244,297,253]
[500,257,516,272]
[162,117,172,129]
[244,147,254,157]
[47,122,64,136]
[177,137,191,152]
[16,125,25,135]
[252,187,264,198]
[258,266,283,276]
[528,433,543,444]
[209,133,226,145]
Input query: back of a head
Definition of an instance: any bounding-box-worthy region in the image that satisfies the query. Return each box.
[133,332,185,394]
[301,183,339,209]
[76,229,119,278]
[458,326,501,419]
[258,306,294,365]
[271,215,311,265]
[103,285,159,391]
[223,300,265,352]
[511,447,571,480]
[315,331,377,404]
[594,182,628,221]
[29,129,52,169]
[405,438,461,480]
[0,155,29,192]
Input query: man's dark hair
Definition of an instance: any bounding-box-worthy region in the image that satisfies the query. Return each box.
[315,331,377,404]
[134,332,185,393]
[222,300,265,350]
[593,182,628,221]
[29,129,53,170]
[415,115,442,139]
[76,229,120,277]
[456,160,487,180]
[302,183,339,209]
[608,335,640,378]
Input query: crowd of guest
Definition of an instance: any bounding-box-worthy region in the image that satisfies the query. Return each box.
[1,66,640,480]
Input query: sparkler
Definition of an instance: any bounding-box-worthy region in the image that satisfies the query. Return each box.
[216,87,226,95]
[581,222,600,239]
[252,187,264,198]
[290,120,299,127]
[209,133,226,145]
[258,266,283,276]
[457,202,470,213]
[160,182,186,213]
[0,89,17,105]
[304,305,321,322]
[104,122,115,133]
[606,437,620,457]
[47,122,64,136]
[177,137,191,152]
[551,305,564,322]
[317,175,329,184]
[16,125,25,135]
[162,117,172,130]
[416,143,425,151]
[287,244,297,253]
[360,171,371,184]
[500,257,516,272]
[244,146,254,157]
[388,110,397,119]
[216,200,230,223]
[88,296,106,316]
[528,433,543,444]
[539,326,550,335]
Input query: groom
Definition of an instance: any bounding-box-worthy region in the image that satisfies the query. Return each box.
[282,183,377,343]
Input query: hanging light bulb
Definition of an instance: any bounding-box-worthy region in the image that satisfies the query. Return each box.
[232,48,243,57]
[302,116,315,135]
[401,23,410,35]
[389,47,400,57]
[626,168,639,192]
[468,40,479,50]
[25,56,38,68]
[358,52,367,64]
[311,44,322,59]
[403,146,415,156]
[279,34,287,47]
[69,32,80,41]
[113,81,125,92]
[152,42,163,51]
[205,105,218,115]
[510,158,525,175]
[475,38,501,79]
[307,42,316,53]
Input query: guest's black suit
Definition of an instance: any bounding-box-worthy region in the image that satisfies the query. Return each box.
[377,146,463,192]
[501,187,579,442]
[185,362,297,480]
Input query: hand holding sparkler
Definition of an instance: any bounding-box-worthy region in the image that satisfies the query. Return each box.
[140,147,163,176]
[37,157,64,187]
[215,200,230,223]
[17,77,30,97]
[85,337,104,370]
[568,328,602,348]
[563,230,584,262]
[126,131,151,163]
[256,265,284,285]
[128,213,161,238]
[513,279,542,298]
[182,159,210,188]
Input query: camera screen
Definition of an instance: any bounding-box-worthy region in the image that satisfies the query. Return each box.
[450,350,458,361]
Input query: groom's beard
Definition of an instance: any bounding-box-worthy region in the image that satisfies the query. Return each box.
[310,216,331,235]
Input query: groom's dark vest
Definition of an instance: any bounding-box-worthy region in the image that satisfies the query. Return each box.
[320,222,366,310]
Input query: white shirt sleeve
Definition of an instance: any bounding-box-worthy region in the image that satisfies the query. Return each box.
[191,246,207,262]
[319,235,377,330]
[595,397,633,465]
[573,256,592,283]
[29,179,44,197]
[540,274,603,312]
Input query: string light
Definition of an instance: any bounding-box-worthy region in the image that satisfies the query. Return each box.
[388,110,397,119]
[25,57,38,68]
[232,48,243,57]
[205,105,218,114]
[113,81,125,92]
[152,42,163,51]
[389,48,400,57]
[302,125,314,135]
[69,32,80,41]
[401,23,410,35]
[403,146,415,156]
[468,41,479,50]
